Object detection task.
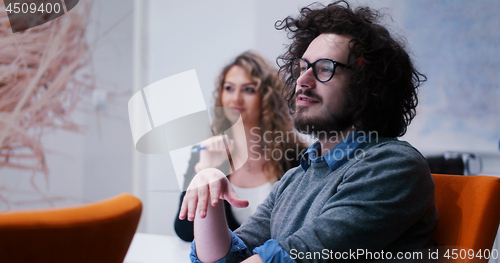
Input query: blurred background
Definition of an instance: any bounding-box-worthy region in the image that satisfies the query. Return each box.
[1,0,499,257]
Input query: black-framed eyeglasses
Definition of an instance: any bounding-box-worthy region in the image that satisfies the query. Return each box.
[290,58,350,83]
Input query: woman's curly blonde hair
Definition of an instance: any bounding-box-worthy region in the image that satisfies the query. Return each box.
[211,51,304,181]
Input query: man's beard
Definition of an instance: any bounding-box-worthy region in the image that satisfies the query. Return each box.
[293,92,353,139]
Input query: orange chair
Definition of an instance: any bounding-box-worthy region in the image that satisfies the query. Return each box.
[432,174,500,262]
[0,193,142,263]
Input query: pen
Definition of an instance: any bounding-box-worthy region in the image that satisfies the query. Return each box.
[192,146,207,152]
[191,140,233,152]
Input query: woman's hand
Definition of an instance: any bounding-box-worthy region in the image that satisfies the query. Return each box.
[179,168,248,221]
[195,135,234,172]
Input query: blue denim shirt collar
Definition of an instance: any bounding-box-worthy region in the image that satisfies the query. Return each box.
[300,129,372,172]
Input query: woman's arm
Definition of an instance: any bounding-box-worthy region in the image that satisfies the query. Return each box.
[174,192,194,241]
[174,149,200,241]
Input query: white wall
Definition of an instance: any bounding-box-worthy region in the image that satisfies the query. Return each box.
[83,0,134,203]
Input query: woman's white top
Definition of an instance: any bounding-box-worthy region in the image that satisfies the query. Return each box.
[230,181,273,225]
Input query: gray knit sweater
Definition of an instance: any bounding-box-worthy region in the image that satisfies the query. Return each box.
[232,137,438,262]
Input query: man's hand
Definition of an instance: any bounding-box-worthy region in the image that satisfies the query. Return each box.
[179,168,248,221]
[242,254,264,263]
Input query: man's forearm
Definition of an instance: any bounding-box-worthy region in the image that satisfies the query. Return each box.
[242,254,264,263]
[194,201,232,262]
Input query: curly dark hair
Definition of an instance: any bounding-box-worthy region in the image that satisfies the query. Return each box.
[275,0,426,137]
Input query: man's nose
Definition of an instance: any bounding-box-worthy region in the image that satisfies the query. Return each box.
[296,67,316,90]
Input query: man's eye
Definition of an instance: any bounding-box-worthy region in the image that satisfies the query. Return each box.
[300,66,308,72]
[319,67,333,73]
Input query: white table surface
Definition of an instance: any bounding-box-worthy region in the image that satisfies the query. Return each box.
[124,233,192,263]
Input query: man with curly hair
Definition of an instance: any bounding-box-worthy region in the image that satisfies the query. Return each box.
[180,1,438,262]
